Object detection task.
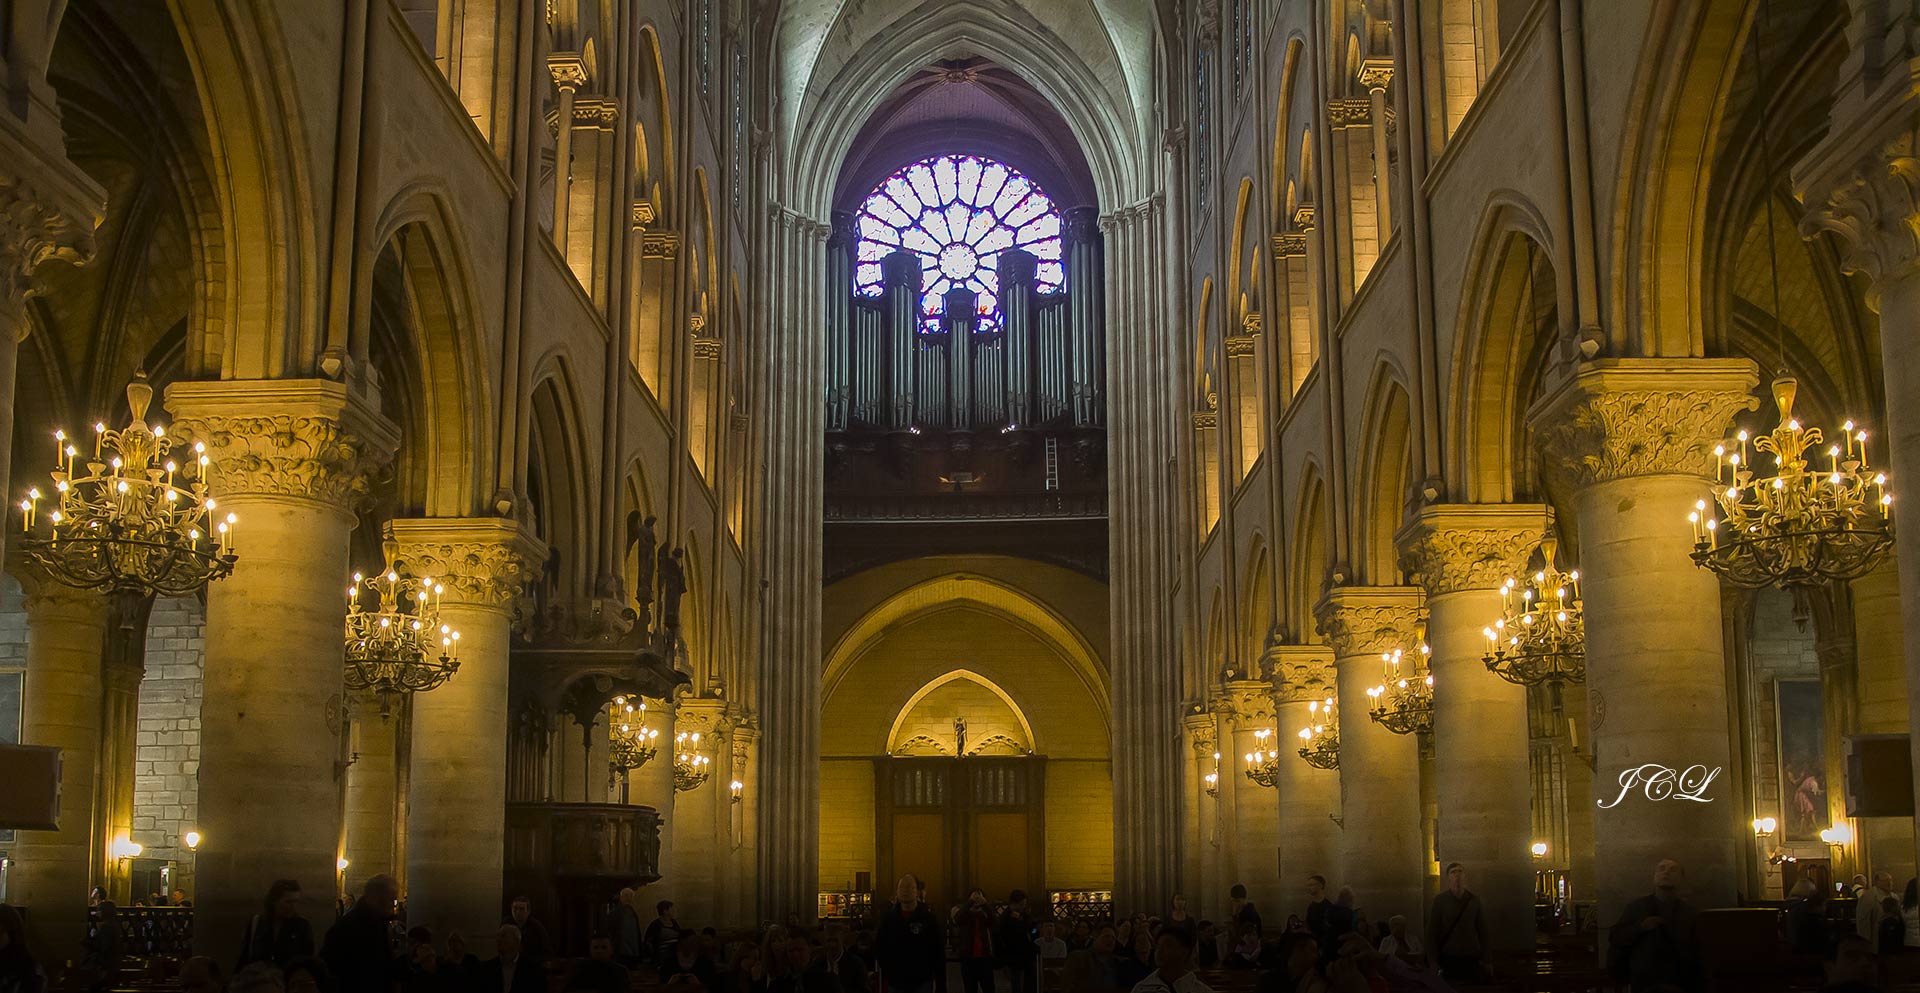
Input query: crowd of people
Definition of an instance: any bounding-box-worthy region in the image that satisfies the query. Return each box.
[0,856,1908,993]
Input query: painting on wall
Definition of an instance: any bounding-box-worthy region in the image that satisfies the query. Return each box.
[1776,679,1827,842]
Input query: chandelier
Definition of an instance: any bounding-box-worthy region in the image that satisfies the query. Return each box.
[1295,697,1339,771]
[1367,622,1433,736]
[1690,376,1893,588]
[673,730,711,792]
[1483,537,1585,688]
[608,695,660,770]
[1243,730,1279,788]
[18,377,237,597]
[343,543,460,715]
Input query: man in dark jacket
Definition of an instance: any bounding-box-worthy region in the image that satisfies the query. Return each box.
[996,891,1037,993]
[506,897,551,967]
[954,890,994,993]
[1607,858,1703,993]
[809,928,870,993]
[876,875,944,993]
[565,935,633,993]
[482,925,545,993]
[320,875,400,993]
[1428,862,1488,982]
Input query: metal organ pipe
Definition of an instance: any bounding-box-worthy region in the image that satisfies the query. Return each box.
[882,251,920,430]
[998,250,1036,426]
[825,213,855,429]
[943,287,976,431]
[1065,207,1104,427]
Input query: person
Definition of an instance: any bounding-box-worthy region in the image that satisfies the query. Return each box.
[727,942,770,993]
[1427,862,1486,982]
[663,931,718,990]
[1070,922,1093,952]
[1903,879,1920,949]
[1227,886,1262,945]
[1858,872,1896,942]
[1253,932,1319,993]
[647,900,686,977]
[402,927,450,993]
[567,935,634,993]
[766,938,816,993]
[283,957,332,993]
[1788,879,1831,956]
[321,874,400,993]
[1127,927,1211,993]
[1301,878,1335,952]
[1851,876,1871,899]
[610,889,645,969]
[483,925,543,993]
[1115,932,1154,989]
[181,957,227,993]
[230,962,286,993]
[1036,922,1068,961]
[442,932,481,981]
[1223,929,1260,970]
[240,879,316,971]
[1166,897,1193,934]
[173,889,193,908]
[1820,932,1882,993]
[1877,898,1904,955]
[1606,858,1702,993]
[997,890,1038,993]
[1191,923,1218,970]
[955,889,995,993]
[808,928,868,993]
[0,904,46,993]
[1376,916,1421,961]
[84,899,123,970]
[506,897,551,967]
[876,877,943,993]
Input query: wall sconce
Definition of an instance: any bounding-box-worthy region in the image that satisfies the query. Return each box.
[183,830,203,851]
[110,835,143,861]
[336,857,351,872]
[1752,817,1777,837]
[1820,823,1855,846]
[729,780,744,804]
[1204,752,1222,798]
[1530,841,1548,859]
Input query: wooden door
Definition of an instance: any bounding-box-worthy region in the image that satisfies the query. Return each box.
[876,756,1045,910]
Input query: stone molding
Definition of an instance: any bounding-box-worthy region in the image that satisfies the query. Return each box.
[1272,232,1307,258]
[1328,98,1372,129]
[1221,678,1276,730]
[1356,59,1395,92]
[692,335,722,360]
[1267,644,1336,703]
[1312,586,1424,661]
[632,201,656,228]
[1225,333,1257,357]
[1191,410,1218,430]
[1527,358,1758,492]
[1293,203,1316,230]
[0,129,107,339]
[1395,504,1549,597]
[570,97,620,128]
[1240,312,1262,335]
[1183,709,1218,758]
[165,379,401,510]
[641,231,679,259]
[548,53,589,90]
[1793,73,1920,304]
[675,695,730,738]
[385,517,546,613]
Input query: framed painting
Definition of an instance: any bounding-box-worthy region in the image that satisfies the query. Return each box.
[1775,679,1826,843]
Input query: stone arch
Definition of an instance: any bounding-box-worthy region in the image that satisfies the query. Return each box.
[635,23,676,220]
[1353,359,1414,585]
[1288,461,1330,642]
[1269,37,1304,223]
[1201,587,1227,693]
[1447,196,1559,503]
[1240,535,1274,667]
[526,355,593,603]
[885,669,1038,755]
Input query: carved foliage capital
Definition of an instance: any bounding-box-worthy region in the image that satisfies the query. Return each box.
[1221,679,1275,730]
[1183,708,1219,757]
[674,696,730,738]
[166,380,399,510]
[1272,232,1307,258]
[549,54,589,90]
[386,518,545,612]
[0,168,104,339]
[1268,646,1336,703]
[1356,59,1395,92]
[1397,506,1548,596]
[1312,587,1424,660]
[1797,117,1920,298]
[1328,98,1372,129]
[1528,360,1759,491]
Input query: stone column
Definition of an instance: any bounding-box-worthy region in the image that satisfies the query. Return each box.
[1796,72,1920,874]
[671,695,728,924]
[1851,560,1915,882]
[632,698,677,889]
[8,576,108,963]
[1357,59,1396,247]
[342,691,401,881]
[548,55,586,253]
[1314,587,1426,922]
[98,615,144,905]
[726,720,759,923]
[1529,358,1757,923]
[1270,646,1340,917]
[1181,709,1223,913]
[167,379,398,953]
[388,517,540,942]
[1398,505,1547,953]
[1222,678,1281,914]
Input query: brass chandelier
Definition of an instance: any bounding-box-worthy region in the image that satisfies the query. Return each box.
[1367,622,1433,736]
[18,377,237,597]
[1242,729,1279,788]
[608,695,661,770]
[343,543,460,715]
[673,730,712,792]
[1483,537,1585,688]
[1691,376,1893,588]
[1295,696,1339,771]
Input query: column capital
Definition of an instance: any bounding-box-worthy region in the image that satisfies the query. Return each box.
[1181,707,1218,758]
[674,694,730,737]
[1526,358,1758,492]
[385,517,546,613]
[1794,78,1920,306]
[1395,504,1549,597]
[11,562,106,615]
[548,53,589,91]
[1220,678,1276,731]
[1312,586,1424,660]
[1266,644,1337,703]
[0,131,107,339]
[1356,58,1395,92]
[165,379,401,511]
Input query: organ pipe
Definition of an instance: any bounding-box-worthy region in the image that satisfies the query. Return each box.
[1065,207,1104,427]
[882,250,920,430]
[944,288,976,430]
[998,250,1036,426]
[825,212,855,430]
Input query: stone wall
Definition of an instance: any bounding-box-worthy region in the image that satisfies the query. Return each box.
[132,595,206,892]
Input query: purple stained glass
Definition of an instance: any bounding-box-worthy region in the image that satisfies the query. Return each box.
[854,154,1065,333]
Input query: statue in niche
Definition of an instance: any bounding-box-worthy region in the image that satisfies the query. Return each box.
[657,547,687,631]
[953,717,968,757]
[627,512,658,608]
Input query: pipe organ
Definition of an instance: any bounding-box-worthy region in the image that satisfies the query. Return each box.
[825,208,1105,435]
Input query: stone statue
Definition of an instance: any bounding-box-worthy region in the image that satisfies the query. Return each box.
[657,546,687,630]
[953,717,968,756]
[627,512,658,603]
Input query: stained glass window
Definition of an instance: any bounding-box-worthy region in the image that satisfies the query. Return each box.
[853,154,1064,334]
[1195,48,1211,215]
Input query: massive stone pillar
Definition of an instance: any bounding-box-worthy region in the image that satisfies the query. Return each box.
[629,698,677,887]
[1314,587,1426,923]
[1529,358,1756,925]
[1796,58,1920,874]
[9,576,108,963]
[670,695,729,924]
[1851,560,1914,882]
[726,721,759,923]
[168,379,397,953]
[1398,505,1547,954]
[389,517,540,943]
[1222,678,1281,914]
[97,601,145,905]
[1268,646,1340,922]
[1181,710,1224,914]
[342,691,401,881]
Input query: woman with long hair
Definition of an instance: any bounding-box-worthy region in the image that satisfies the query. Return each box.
[239,880,315,970]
